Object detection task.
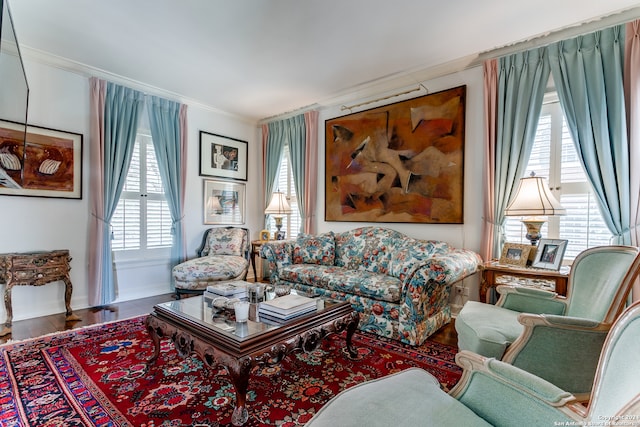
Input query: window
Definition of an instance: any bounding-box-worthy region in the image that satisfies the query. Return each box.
[267,145,302,239]
[504,96,612,261]
[111,131,173,255]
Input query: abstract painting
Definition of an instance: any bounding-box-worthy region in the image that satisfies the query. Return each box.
[325,85,466,223]
[0,120,82,199]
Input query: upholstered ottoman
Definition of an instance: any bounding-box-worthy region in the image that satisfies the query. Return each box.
[306,368,490,427]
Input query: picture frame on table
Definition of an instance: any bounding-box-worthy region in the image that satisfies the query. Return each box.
[276,231,286,240]
[0,119,83,199]
[203,179,245,225]
[259,229,271,242]
[532,239,568,270]
[499,243,532,267]
[199,131,248,181]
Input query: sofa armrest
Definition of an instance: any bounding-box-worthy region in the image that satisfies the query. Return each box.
[451,351,581,425]
[260,240,292,282]
[401,249,481,307]
[496,285,567,315]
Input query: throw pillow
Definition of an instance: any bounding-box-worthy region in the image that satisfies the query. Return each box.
[293,232,335,266]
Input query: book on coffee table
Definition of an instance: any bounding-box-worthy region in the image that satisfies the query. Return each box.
[258,305,317,323]
[206,282,247,298]
[259,293,316,315]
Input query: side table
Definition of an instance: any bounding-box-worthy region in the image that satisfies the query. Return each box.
[0,249,80,336]
[479,261,570,303]
[250,240,266,280]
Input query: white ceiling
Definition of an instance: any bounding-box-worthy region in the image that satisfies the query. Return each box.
[9,0,640,122]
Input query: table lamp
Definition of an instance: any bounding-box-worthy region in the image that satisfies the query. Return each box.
[265,191,291,235]
[504,172,566,246]
[206,195,223,215]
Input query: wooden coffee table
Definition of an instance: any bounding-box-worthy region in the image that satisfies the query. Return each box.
[145,294,359,426]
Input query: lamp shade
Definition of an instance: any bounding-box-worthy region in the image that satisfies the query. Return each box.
[206,196,222,214]
[505,174,566,217]
[265,191,291,215]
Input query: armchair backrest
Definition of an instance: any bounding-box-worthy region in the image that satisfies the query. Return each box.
[587,301,640,420]
[565,246,640,323]
[198,226,249,259]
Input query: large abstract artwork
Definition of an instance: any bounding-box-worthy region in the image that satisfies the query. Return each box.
[325,85,466,223]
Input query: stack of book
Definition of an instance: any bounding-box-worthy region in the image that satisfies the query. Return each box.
[258,294,317,323]
[204,282,248,300]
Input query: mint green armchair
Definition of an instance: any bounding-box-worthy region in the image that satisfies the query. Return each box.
[455,245,640,399]
[305,301,640,426]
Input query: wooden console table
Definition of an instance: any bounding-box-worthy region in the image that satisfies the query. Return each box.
[0,249,80,336]
[479,261,570,303]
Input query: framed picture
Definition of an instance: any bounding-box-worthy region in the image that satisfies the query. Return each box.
[259,229,270,241]
[0,120,82,199]
[325,85,466,223]
[276,231,286,240]
[203,179,245,225]
[199,131,248,181]
[499,243,532,267]
[532,239,568,270]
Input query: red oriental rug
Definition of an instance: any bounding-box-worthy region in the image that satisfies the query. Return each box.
[0,316,461,426]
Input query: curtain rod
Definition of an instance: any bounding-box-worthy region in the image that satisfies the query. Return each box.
[340,83,428,113]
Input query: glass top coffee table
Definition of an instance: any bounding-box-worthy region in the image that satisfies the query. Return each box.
[145,293,359,426]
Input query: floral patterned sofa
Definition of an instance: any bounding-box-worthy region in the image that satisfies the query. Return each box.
[261,226,481,346]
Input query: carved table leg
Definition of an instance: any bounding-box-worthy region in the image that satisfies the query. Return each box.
[345,311,359,358]
[227,358,253,426]
[1,284,12,336]
[63,277,80,322]
[145,316,162,368]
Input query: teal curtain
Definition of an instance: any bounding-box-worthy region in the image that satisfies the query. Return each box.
[548,25,630,244]
[146,95,186,268]
[493,48,551,257]
[285,114,306,235]
[264,120,287,210]
[100,82,144,304]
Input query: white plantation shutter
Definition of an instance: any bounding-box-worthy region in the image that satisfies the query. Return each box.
[112,133,173,251]
[504,100,612,262]
[268,145,301,239]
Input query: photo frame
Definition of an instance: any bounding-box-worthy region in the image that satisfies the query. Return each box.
[499,243,532,267]
[276,231,286,240]
[325,85,466,223]
[199,131,248,181]
[259,229,270,241]
[0,120,83,199]
[203,179,245,225]
[532,239,568,270]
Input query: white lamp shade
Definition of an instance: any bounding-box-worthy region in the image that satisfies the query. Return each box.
[505,174,566,216]
[265,191,291,215]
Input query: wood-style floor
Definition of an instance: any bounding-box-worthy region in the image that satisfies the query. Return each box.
[0,293,459,347]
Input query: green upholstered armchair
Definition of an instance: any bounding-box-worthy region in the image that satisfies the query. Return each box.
[305,301,640,427]
[455,245,640,400]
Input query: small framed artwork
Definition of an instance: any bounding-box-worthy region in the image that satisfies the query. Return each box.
[259,229,270,241]
[532,239,568,270]
[499,243,532,267]
[203,179,245,225]
[276,231,286,240]
[199,131,248,181]
[0,119,83,199]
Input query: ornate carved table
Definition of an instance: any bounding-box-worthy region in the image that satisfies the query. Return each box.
[145,294,359,426]
[0,249,80,336]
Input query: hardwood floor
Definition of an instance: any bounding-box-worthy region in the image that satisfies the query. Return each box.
[0,292,459,348]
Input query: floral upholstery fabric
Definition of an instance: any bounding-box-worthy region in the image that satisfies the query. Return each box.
[201,227,246,257]
[172,255,249,290]
[292,232,335,265]
[172,227,249,292]
[262,226,482,346]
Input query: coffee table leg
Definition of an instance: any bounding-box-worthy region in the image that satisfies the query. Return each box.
[145,316,162,367]
[345,311,359,358]
[227,359,252,426]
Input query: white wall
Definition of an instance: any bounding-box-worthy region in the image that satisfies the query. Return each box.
[0,57,262,322]
[0,56,484,324]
